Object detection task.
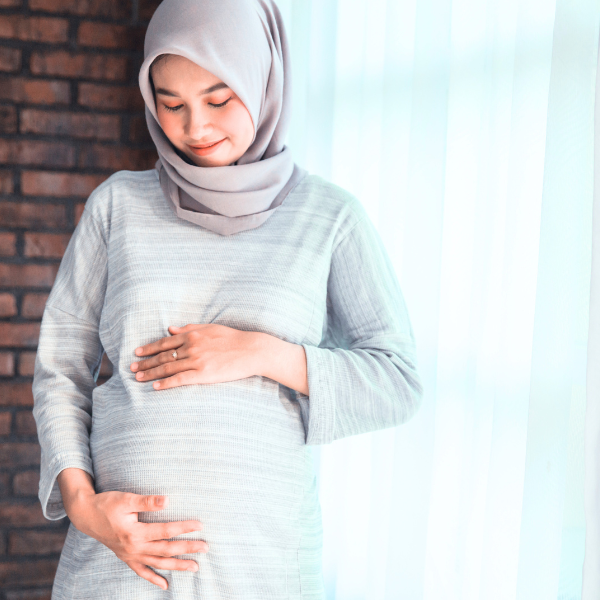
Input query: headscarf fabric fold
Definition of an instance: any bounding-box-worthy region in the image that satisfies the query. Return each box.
[138,0,306,235]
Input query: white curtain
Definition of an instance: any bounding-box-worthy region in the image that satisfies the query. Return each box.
[583,23,600,600]
[275,0,600,598]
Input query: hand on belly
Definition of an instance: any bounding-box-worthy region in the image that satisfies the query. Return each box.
[130,323,264,389]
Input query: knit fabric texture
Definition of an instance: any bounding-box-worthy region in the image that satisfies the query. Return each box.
[32,169,423,599]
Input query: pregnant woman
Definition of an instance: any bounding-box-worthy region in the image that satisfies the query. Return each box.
[32,0,423,597]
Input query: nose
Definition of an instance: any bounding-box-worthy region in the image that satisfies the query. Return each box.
[185,106,213,140]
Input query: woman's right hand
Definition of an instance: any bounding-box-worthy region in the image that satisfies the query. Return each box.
[57,468,208,590]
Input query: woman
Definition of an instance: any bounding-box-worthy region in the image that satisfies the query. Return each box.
[32,0,423,597]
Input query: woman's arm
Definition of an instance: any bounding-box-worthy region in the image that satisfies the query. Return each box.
[292,212,424,445]
[57,467,206,590]
[253,333,309,395]
[32,179,209,590]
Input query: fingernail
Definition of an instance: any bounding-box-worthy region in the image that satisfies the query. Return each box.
[188,563,198,572]
[155,496,165,506]
[131,362,138,370]
[135,347,143,355]
[136,372,144,379]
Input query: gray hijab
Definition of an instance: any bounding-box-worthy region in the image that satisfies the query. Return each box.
[138,0,306,236]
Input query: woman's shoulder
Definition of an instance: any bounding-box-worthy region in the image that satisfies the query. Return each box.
[80,169,160,222]
[293,172,372,239]
[89,169,160,202]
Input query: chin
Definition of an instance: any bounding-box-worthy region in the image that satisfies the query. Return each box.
[187,151,233,168]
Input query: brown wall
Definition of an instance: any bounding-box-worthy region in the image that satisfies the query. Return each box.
[0,0,160,596]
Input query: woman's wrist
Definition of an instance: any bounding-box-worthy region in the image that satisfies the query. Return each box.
[57,468,96,527]
[252,332,309,396]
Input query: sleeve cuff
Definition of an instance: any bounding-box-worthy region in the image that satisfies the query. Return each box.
[39,453,95,521]
[298,343,336,446]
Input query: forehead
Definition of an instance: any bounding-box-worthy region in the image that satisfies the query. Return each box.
[151,54,222,87]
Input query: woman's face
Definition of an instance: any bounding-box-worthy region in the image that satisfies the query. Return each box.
[150,55,255,167]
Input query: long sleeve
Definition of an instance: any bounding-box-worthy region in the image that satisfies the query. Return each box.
[32,195,109,520]
[297,210,423,446]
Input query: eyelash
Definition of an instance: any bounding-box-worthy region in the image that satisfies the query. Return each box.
[162,97,233,112]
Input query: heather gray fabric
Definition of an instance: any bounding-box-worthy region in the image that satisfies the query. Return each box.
[138,0,305,236]
[32,170,423,599]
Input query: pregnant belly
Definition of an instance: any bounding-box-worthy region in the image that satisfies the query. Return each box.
[89,375,307,545]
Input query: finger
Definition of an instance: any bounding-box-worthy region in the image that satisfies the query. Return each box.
[143,520,203,541]
[128,561,168,590]
[134,335,182,357]
[146,539,209,557]
[135,356,194,381]
[127,493,169,512]
[130,355,161,373]
[141,555,199,572]
[153,369,200,390]
[133,354,189,380]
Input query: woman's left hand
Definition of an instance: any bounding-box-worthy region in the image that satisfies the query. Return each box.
[130,324,264,390]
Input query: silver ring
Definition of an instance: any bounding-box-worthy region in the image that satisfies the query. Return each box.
[172,350,178,360]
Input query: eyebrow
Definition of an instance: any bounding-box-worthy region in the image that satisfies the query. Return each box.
[155,82,230,97]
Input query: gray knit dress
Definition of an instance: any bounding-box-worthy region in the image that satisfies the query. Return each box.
[32,169,423,599]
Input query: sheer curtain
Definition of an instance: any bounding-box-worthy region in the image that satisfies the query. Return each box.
[275,0,600,598]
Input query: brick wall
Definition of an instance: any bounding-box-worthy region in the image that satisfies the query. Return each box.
[0,0,160,596]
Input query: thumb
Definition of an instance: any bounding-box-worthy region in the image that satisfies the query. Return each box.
[128,494,169,512]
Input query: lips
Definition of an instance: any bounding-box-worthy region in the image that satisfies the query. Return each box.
[190,139,223,149]
[187,138,226,157]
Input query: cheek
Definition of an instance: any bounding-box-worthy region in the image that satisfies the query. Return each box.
[222,105,255,145]
[157,112,183,141]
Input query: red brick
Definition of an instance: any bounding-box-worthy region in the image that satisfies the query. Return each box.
[18,351,36,376]
[5,590,52,600]
[0,557,58,585]
[29,0,130,18]
[0,472,9,495]
[0,264,58,288]
[0,382,34,406]
[139,0,162,21]
[0,77,70,104]
[0,16,68,43]
[21,294,48,319]
[0,323,40,347]
[13,470,39,495]
[129,114,151,143]
[0,171,13,194]
[0,412,11,435]
[22,171,107,198]
[0,233,17,256]
[77,21,144,49]
[79,144,156,171]
[0,443,40,466]
[0,502,45,527]
[24,232,71,258]
[9,530,66,555]
[15,410,36,435]
[78,82,144,110]
[0,352,14,376]
[0,104,17,133]
[0,202,67,229]
[0,47,21,72]
[0,140,75,167]
[0,293,17,317]
[74,202,85,224]
[31,50,128,81]
[20,109,120,140]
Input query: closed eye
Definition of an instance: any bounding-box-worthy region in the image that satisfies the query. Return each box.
[209,97,232,108]
[163,104,183,112]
